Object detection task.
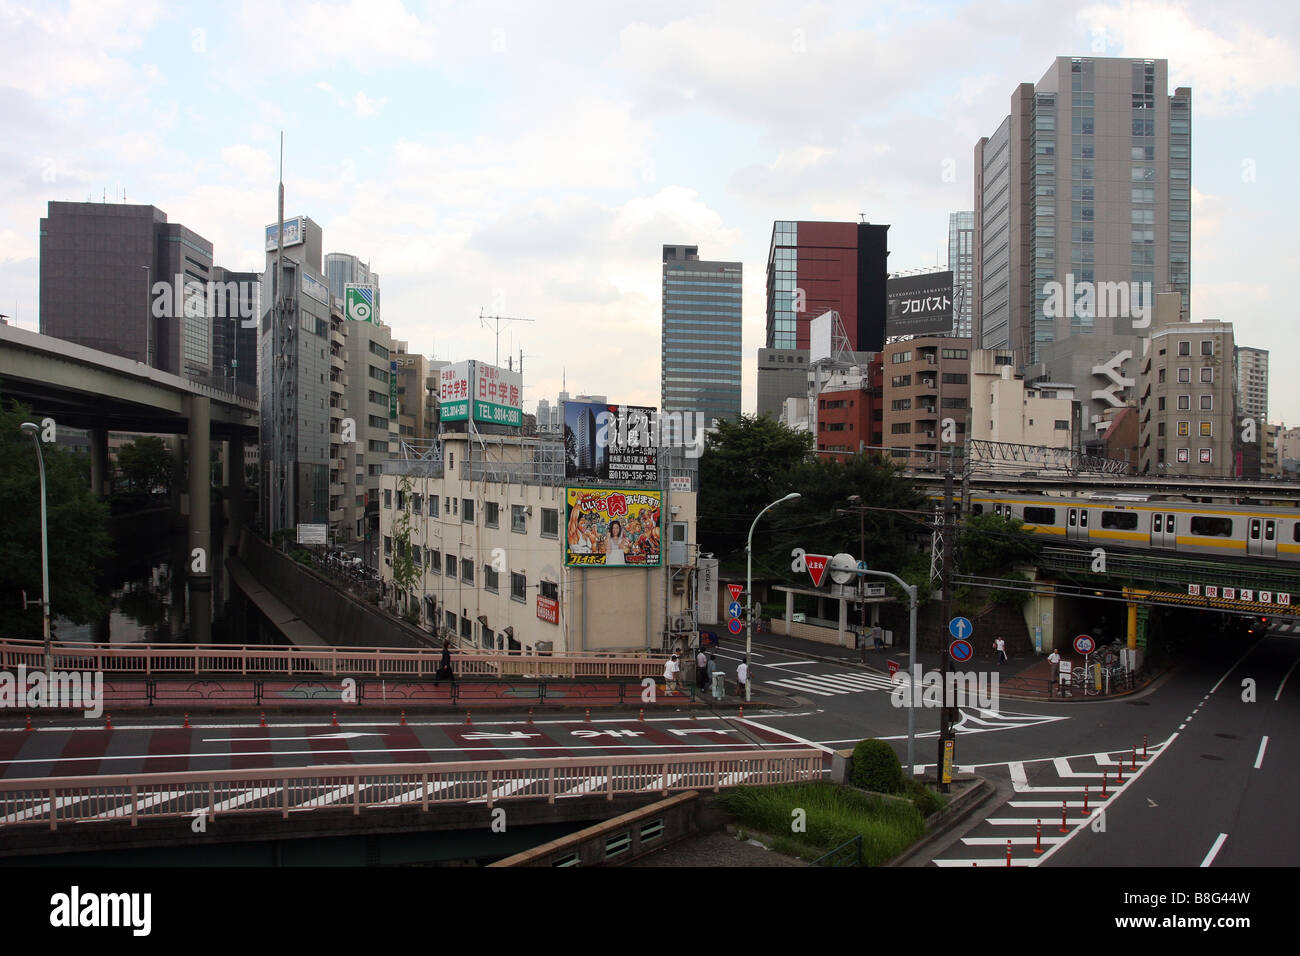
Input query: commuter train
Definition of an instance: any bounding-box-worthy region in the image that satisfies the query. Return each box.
[961,492,1300,563]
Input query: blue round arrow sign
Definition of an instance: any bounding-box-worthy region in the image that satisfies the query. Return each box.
[728,601,743,619]
[949,616,973,640]
[949,639,973,662]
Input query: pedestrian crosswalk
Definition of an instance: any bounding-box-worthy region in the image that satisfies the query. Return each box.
[763,671,895,697]
[930,743,1164,867]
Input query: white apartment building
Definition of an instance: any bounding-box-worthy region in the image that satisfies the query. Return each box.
[378,431,699,653]
[970,349,1075,447]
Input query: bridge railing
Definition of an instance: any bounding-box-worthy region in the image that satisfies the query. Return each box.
[0,750,824,830]
[0,640,669,680]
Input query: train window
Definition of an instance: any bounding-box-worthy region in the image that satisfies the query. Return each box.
[1294,524,1300,544]
[1189,516,1233,538]
[1080,510,1089,527]
[1102,511,1139,531]
[1250,519,1260,540]
[1023,507,1057,525]
[1153,514,1162,533]
[1265,521,1275,541]
[1068,510,1076,526]
[1167,515,1175,533]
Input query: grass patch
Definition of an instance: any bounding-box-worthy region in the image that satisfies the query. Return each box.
[719,781,925,866]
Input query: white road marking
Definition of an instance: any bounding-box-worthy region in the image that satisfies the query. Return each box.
[737,717,836,756]
[1209,643,1260,695]
[1009,762,1028,791]
[1254,736,1268,769]
[1276,657,1299,701]
[1201,833,1228,867]
[764,679,837,697]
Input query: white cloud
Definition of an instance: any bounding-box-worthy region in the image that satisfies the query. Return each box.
[352,91,388,117]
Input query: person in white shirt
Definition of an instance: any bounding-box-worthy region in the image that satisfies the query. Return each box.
[994,636,1008,665]
[663,654,680,694]
[736,659,749,697]
[696,649,709,690]
[1048,649,1061,684]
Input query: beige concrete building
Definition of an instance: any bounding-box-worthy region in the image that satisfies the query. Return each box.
[971,349,1075,447]
[881,337,972,460]
[379,431,698,653]
[1262,422,1280,478]
[391,341,443,442]
[1137,319,1236,476]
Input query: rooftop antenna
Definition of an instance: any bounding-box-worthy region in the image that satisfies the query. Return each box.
[478,307,534,367]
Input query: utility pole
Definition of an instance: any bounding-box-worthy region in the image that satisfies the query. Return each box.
[840,495,869,662]
[937,446,957,793]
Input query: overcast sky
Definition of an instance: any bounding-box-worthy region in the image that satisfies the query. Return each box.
[2,0,1297,421]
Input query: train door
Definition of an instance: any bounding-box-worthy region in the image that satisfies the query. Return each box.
[1067,507,1090,543]
[1150,511,1177,549]
[1247,518,1278,558]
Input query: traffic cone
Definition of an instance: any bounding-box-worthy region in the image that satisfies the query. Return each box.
[638,708,644,721]
[738,706,744,719]
[260,712,267,728]
[25,714,32,732]
[465,710,472,725]
[400,711,407,726]
[585,708,591,723]
[331,712,339,728]
[183,713,191,729]
[105,714,113,731]
[527,708,534,725]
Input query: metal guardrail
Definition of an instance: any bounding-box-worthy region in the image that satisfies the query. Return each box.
[1038,547,1300,594]
[0,640,669,680]
[0,750,823,830]
[813,834,864,866]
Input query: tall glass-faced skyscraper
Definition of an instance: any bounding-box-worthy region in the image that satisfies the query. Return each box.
[948,211,974,338]
[974,57,1190,441]
[661,245,742,434]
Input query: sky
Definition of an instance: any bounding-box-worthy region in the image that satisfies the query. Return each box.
[1,0,1298,421]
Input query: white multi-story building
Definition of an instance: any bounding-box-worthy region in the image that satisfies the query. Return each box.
[970,349,1076,447]
[378,431,699,653]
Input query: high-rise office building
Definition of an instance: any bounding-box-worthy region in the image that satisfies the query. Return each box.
[765,221,889,352]
[973,57,1191,440]
[40,201,222,382]
[260,215,333,532]
[948,212,974,338]
[761,221,889,418]
[1234,346,1268,428]
[210,266,260,395]
[661,245,742,433]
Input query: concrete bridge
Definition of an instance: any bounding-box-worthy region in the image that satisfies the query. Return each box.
[0,323,259,641]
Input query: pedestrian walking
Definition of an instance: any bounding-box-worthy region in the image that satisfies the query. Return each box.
[994,636,1008,666]
[1048,648,1061,685]
[736,658,749,698]
[664,654,681,695]
[696,649,709,690]
[435,640,455,684]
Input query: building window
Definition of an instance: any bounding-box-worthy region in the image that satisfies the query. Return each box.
[1158,369,1166,383]
[412,494,422,516]
[1177,368,1190,383]
[484,565,499,592]
[1201,340,1213,356]
[1157,423,1165,437]
[1177,421,1189,437]
[1200,395,1212,411]
[445,610,456,633]
[1178,341,1190,356]
[1199,448,1212,464]
[461,558,473,584]
[429,496,439,517]
[462,498,475,523]
[384,535,392,556]
[429,549,441,574]
[384,489,392,509]
[1200,422,1212,437]
[540,580,559,601]
[1177,448,1189,462]
[445,553,456,577]
[1178,396,1190,410]
[891,398,912,411]
[1158,398,1165,411]
[941,373,968,385]
[1054,420,1069,430]
[541,508,559,538]
[890,423,911,435]
[511,571,527,602]
[485,501,499,527]
[1199,367,1213,383]
[460,615,472,640]
[512,505,527,533]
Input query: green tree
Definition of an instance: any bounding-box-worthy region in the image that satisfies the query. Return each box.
[0,400,113,640]
[957,512,1040,576]
[117,436,176,495]
[697,414,812,569]
[391,474,420,599]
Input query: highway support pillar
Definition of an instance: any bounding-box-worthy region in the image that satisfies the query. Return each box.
[89,426,109,497]
[1126,596,1138,651]
[188,396,212,643]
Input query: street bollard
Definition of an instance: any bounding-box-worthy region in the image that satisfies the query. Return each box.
[527,708,534,724]
[25,714,32,732]
[331,712,339,728]
[1143,734,1148,759]
[1059,800,1069,833]
[260,712,267,728]
[465,710,472,725]
[1117,760,1124,785]
[585,708,591,723]
[400,711,407,726]
[1131,748,1137,771]
[105,714,112,731]
[1034,820,1044,855]
[1006,840,1012,866]
[183,713,191,729]
[1102,770,1109,797]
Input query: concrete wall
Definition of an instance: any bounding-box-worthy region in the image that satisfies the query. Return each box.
[235,529,428,648]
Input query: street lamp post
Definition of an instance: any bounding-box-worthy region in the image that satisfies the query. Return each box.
[20,423,53,674]
[841,495,868,660]
[853,566,919,777]
[745,492,801,702]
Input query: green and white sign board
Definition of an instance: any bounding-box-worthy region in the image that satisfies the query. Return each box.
[439,360,521,428]
[344,283,376,323]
